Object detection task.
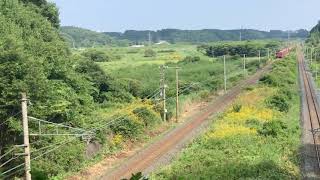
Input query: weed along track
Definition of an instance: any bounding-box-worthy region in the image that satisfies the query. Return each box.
[100,62,273,179]
[299,48,320,176]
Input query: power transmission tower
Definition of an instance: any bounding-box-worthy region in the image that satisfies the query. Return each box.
[223,55,227,93]
[159,65,167,121]
[21,93,31,180]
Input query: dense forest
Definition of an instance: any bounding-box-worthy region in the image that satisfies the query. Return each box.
[60,26,130,48]
[306,21,320,46]
[0,0,138,178]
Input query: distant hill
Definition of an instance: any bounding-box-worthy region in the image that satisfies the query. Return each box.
[60,26,130,48]
[306,21,320,46]
[104,29,309,44]
[60,26,309,48]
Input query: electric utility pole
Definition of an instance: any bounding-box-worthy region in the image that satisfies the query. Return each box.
[160,65,167,121]
[258,50,261,64]
[240,26,243,41]
[243,54,246,76]
[223,55,227,93]
[311,47,313,65]
[148,32,152,46]
[21,93,31,180]
[175,67,180,122]
[316,51,318,80]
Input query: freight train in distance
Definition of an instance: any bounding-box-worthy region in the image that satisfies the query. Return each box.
[276,47,292,58]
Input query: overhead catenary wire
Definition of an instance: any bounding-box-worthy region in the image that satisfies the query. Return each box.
[31,136,80,161]
[1,166,25,180]
[0,162,24,176]
[0,110,22,127]
[0,156,20,168]
[0,147,16,160]
[0,136,80,178]
[30,136,79,155]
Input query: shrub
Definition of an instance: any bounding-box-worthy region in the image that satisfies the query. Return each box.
[245,118,262,129]
[109,116,144,139]
[157,49,175,53]
[259,74,278,86]
[133,107,161,127]
[267,94,290,112]
[182,56,200,64]
[82,49,110,62]
[144,49,156,57]
[279,88,293,100]
[120,78,143,98]
[258,120,287,137]
[199,90,210,99]
[232,104,242,112]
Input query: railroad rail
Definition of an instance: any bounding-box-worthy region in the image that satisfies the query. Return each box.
[99,61,274,180]
[298,48,320,173]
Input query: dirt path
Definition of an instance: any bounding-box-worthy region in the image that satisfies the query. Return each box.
[95,62,273,180]
[298,47,320,179]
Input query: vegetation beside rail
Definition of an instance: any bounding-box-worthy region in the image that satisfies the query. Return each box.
[152,53,301,179]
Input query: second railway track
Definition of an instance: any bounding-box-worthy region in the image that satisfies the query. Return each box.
[298,47,320,175]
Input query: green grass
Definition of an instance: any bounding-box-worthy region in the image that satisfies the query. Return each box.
[151,53,301,179]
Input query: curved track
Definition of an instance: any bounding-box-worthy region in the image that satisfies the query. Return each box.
[99,62,274,180]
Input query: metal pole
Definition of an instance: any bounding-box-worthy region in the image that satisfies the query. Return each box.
[224,55,227,93]
[21,93,31,180]
[175,67,179,122]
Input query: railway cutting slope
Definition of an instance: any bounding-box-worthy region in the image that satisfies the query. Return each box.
[99,63,274,180]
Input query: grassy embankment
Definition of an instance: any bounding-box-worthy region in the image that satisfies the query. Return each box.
[152,52,301,179]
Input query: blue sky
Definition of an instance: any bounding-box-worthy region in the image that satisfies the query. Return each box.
[52,0,319,32]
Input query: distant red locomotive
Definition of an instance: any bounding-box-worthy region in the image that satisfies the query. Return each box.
[276,48,290,58]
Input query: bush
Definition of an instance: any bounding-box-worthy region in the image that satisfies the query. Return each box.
[144,49,156,57]
[133,107,161,127]
[267,94,290,112]
[181,56,200,64]
[258,120,287,137]
[82,49,110,62]
[120,78,143,98]
[110,116,144,139]
[232,104,242,112]
[157,49,175,53]
[199,90,210,99]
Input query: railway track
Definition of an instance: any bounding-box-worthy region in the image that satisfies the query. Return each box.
[298,48,320,175]
[99,62,274,180]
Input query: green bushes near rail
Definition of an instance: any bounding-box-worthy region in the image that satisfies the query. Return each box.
[152,53,301,179]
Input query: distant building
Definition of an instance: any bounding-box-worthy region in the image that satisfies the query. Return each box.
[130,44,145,48]
[155,41,170,45]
